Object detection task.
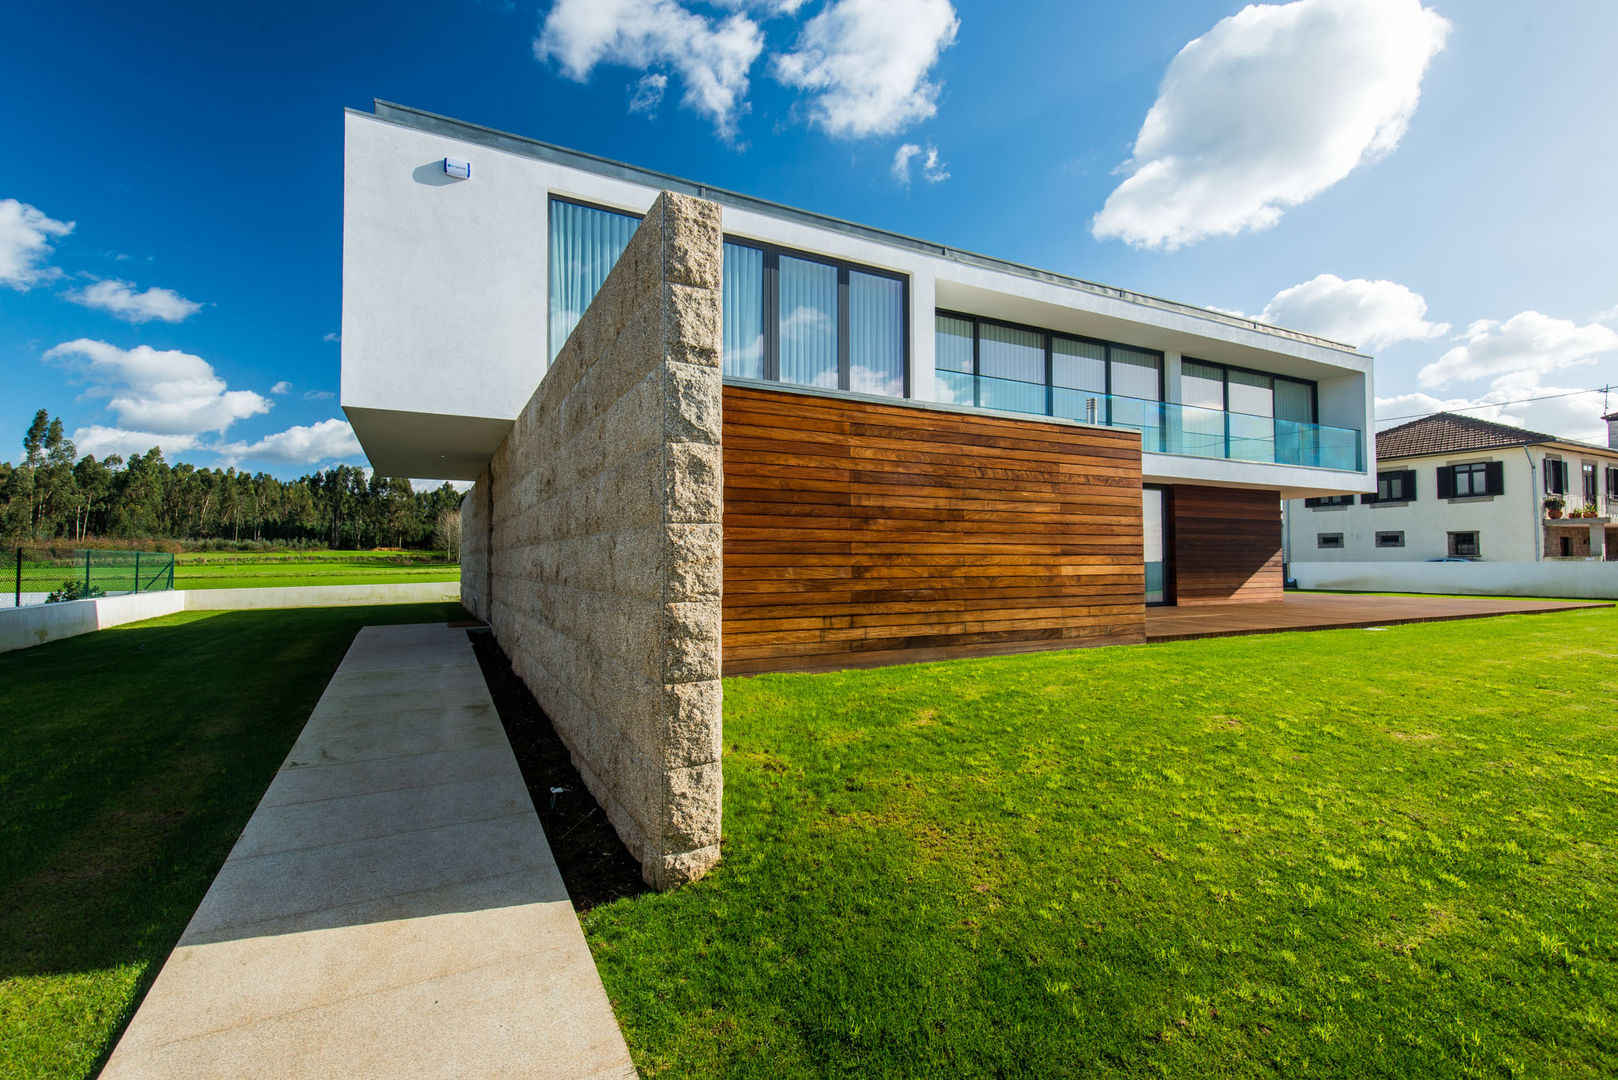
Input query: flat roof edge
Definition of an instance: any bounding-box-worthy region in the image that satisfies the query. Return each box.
[357,101,1370,360]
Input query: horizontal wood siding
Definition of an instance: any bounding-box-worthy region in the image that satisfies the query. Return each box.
[722,386,1147,674]
[1169,485,1283,605]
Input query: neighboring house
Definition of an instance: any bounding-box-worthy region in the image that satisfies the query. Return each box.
[1285,411,1618,566]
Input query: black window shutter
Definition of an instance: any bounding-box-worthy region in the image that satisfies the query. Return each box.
[1400,469,1417,501]
[1485,461,1504,496]
[1304,497,1320,508]
[1436,466,1455,499]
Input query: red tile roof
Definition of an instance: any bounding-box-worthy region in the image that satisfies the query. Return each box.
[1374,412,1560,459]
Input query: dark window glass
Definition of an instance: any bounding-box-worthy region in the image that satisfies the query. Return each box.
[1453,462,1488,497]
[1449,531,1481,558]
[1583,463,1598,504]
[1317,533,1344,549]
[1375,531,1405,548]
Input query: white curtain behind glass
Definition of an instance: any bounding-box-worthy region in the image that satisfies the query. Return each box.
[548,200,640,361]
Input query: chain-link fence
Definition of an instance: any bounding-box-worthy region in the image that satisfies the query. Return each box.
[11,548,176,607]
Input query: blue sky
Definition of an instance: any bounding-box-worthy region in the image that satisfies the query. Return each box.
[3,0,1616,478]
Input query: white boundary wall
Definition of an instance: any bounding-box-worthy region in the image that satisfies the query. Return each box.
[0,581,462,654]
[1293,560,1618,600]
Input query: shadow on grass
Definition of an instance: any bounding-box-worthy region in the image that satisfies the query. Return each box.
[0,602,466,1076]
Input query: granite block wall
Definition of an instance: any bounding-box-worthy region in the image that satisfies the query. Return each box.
[460,191,724,888]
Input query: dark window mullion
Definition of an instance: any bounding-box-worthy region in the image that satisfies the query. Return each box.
[1044,334,1053,417]
[972,318,981,409]
[763,250,779,382]
[837,265,850,392]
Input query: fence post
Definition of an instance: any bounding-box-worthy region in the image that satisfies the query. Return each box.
[84,550,92,595]
[167,555,175,592]
[134,551,141,595]
[13,548,19,608]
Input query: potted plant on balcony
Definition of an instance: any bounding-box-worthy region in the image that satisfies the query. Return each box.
[1544,496,1565,519]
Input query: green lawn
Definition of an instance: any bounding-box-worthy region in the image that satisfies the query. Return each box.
[586,608,1618,1078]
[0,602,467,1080]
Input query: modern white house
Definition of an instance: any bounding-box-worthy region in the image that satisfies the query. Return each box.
[342,101,1376,617]
[339,100,1379,885]
[1286,411,1618,599]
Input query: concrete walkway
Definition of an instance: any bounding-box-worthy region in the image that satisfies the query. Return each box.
[101,623,638,1080]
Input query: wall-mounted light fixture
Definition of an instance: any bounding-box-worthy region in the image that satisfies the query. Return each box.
[443,157,472,180]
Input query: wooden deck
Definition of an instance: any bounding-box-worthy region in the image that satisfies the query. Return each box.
[1145,592,1610,641]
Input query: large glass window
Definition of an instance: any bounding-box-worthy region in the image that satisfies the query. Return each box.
[549,199,640,360]
[938,312,1164,426]
[977,323,1045,414]
[934,315,975,405]
[778,255,839,389]
[1052,337,1105,395]
[725,239,908,397]
[549,198,907,395]
[1180,360,1225,411]
[722,242,765,379]
[848,270,906,396]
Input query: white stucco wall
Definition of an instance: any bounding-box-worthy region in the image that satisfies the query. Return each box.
[1294,560,1618,600]
[342,105,1375,496]
[1287,444,1618,564]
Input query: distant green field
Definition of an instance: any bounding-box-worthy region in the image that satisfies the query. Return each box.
[14,550,461,595]
[173,553,459,591]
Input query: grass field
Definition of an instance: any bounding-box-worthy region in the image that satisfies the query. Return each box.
[0,602,467,1080]
[14,550,460,596]
[585,607,1618,1078]
[172,562,460,590]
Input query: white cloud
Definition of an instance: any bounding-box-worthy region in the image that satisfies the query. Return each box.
[214,419,364,466]
[304,389,335,401]
[323,331,341,343]
[65,277,202,323]
[1247,274,1448,351]
[44,338,272,437]
[72,425,201,461]
[891,144,921,183]
[270,380,293,395]
[773,0,959,138]
[410,477,476,493]
[535,0,764,136]
[892,142,950,185]
[0,198,74,290]
[1594,304,1618,326]
[1376,383,1614,447]
[629,72,668,116]
[1417,311,1618,390]
[714,0,806,14]
[1092,0,1449,250]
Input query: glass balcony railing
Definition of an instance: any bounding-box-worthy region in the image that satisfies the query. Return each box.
[935,370,1364,472]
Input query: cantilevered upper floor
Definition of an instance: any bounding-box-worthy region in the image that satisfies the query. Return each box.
[341,101,1375,498]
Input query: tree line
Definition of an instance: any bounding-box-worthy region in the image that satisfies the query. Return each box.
[0,409,465,550]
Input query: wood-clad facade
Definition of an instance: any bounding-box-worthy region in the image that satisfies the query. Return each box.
[1166,485,1284,605]
[721,385,1148,674]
